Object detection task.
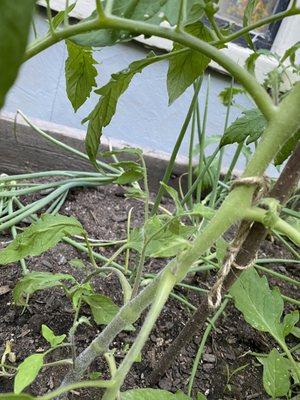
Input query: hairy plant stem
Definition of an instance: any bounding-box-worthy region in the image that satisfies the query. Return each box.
[57,86,300,394]
[243,207,300,245]
[102,270,177,399]
[149,141,300,385]
[36,379,115,400]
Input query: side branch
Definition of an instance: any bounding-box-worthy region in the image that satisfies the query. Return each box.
[148,142,300,385]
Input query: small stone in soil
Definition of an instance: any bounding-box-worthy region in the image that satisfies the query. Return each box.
[158,377,173,391]
[203,353,216,363]
[203,363,215,371]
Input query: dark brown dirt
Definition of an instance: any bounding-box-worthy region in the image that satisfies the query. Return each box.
[0,184,299,399]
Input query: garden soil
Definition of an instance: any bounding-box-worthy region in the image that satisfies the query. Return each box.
[0,184,299,399]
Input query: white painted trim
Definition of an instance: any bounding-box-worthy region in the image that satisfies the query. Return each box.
[38,0,300,83]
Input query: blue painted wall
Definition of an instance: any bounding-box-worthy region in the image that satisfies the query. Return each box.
[4,9,262,173]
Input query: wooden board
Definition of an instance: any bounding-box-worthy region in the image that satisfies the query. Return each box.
[0,111,189,191]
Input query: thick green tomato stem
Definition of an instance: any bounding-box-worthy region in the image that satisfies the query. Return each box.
[35,379,115,400]
[102,270,177,400]
[213,7,300,46]
[104,16,277,121]
[58,83,300,389]
[277,340,300,383]
[242,83,300,178]
[244,207,300,245]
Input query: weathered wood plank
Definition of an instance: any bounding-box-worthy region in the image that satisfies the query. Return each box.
[0,112,189,190]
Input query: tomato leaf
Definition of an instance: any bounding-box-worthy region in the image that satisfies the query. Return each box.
[0,0,36,108]
[112,161,144,185]
[282,311,299,338]
[167,22,214,104]
[65,40,98,111]
[245,49,279,74]
[129,216,194,258]
[218,87,245,106]
[243,0,259,50]
[220,109,267,147]
[230,268,285,341]
[281,41,300,68]
[82,294,121,325]
[41,324,66,347]
[121,388,191,400]
[0,214,83,265]
[84,52,161,163]
[14,354,44,394]
[257,349,291,398]
[72,0,169,47]
[274,130,300,166]
[50,2,76,30]
[160,182,183,214]
[13,272,75,305]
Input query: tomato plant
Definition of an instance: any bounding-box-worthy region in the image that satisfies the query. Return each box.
[0,1,299,399]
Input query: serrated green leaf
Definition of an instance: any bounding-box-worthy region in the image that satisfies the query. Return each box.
[245,49,279,74]
[84,52,160,162]
[283,311,299,338]
[151,237,191,258]
[160,182,183,214]
[274,130,300,166]
[72,0,169,47]
[125,187,147,200]
[291,326,300,339]
[152,0,204,26]
[167,22,214,104]
[121,388,191,400]
[196,394,207,400]
[0,0,36,109]
[102,146,143,159]
[0,214,83,265]
[218,87,245,106]
[70,283,93,309]
[115,170,144,185]
[220,109,267,147]
[243,0,259,50]
[281,41,300,67]
[129,216,195,258]
[230,268,284,341]
[41,325,66,347]
[13,272,75,305]
[257,349,291,398]
[83,294,120,325]
[65,40,98,111]
[50,2,76,30]
[111,161,142,170]
[111,160,144,184]
[193,135,221,155]
[14,354,44,394]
